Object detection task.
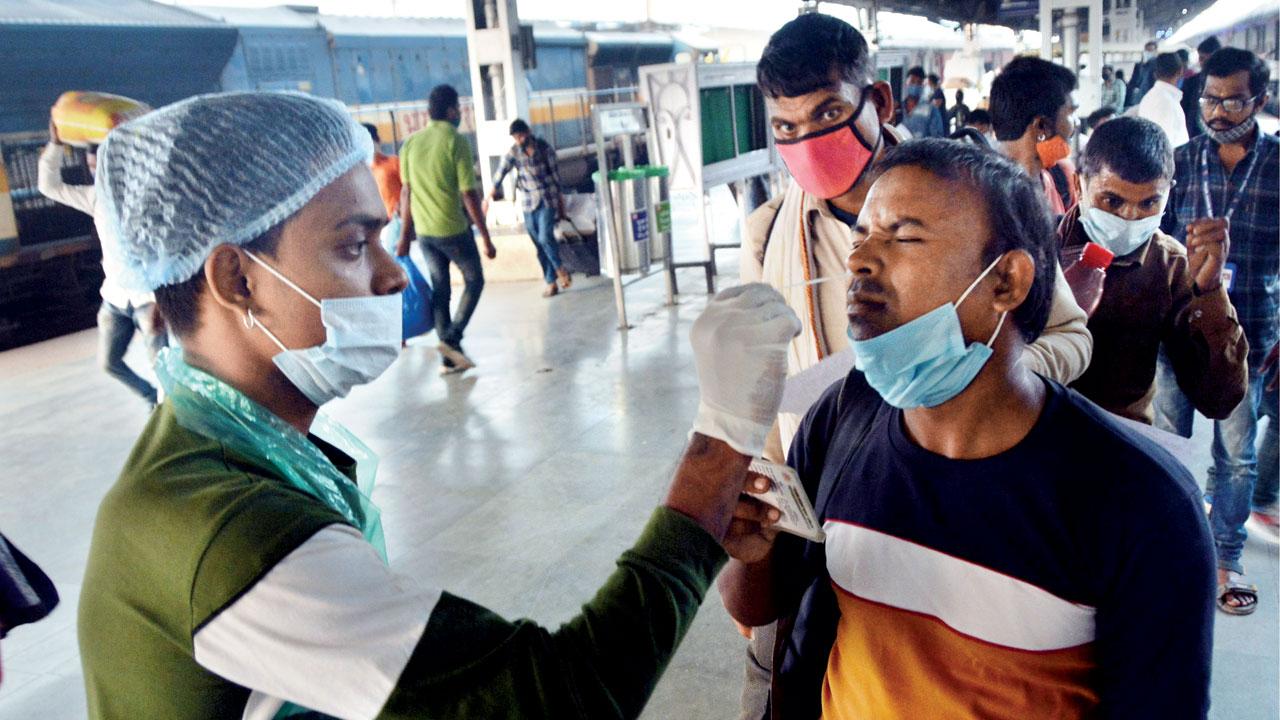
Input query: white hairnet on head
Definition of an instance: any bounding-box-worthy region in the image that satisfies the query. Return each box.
[96,91,373,292]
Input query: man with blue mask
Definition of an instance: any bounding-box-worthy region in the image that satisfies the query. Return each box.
[1127,40,1161,107]
[901,66,926,106]
[734,17,1092,718]
[1155,46,1280,615]
[1056,116,1246,424]
[721,139,1215,718]
[78,91,804,719]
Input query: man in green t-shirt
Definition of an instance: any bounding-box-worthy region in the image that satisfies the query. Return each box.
[396,84,495,375]
[79,90,802,720]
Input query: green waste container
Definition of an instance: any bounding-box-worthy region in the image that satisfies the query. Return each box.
[592,164,669,277]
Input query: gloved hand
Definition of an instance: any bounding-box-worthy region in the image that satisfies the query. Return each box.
[690,283,801,457]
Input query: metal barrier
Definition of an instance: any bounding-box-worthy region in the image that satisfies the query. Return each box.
[525,86,639,153]
[348,87,639,158]
[348,98,479,155]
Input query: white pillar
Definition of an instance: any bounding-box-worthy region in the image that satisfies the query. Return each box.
[1040,0,1053,60]
[1037,0,1105,114]
[1086,0,1103,113]
[1062,9,1079,74]
[463,0,531,194]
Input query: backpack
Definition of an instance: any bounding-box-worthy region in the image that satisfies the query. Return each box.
[766,369,888,720]
[1047,163,1073,215]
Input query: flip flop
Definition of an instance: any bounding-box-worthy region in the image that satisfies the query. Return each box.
[1217,572,1258,616]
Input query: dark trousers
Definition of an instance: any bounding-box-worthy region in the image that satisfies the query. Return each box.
[98,300,167,404]
[418,231,484,347]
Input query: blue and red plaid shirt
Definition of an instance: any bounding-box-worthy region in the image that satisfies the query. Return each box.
[494,136,563,214]
[1164,129,1279,369]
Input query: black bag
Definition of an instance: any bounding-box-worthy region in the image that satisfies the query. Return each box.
[767,369,887,720]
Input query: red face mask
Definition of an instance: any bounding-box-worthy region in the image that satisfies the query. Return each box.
[775,91,879,199]
[1036,134,1071,169]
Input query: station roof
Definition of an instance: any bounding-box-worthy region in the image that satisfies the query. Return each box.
[185,4,324,29]
[183,6,591,44]
[315,13,466,37]
[1169,0,1277,44]
[834,0,1218,33]
[0,0,222,27]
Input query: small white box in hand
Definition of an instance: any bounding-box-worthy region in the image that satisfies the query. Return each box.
[748,459,825,543]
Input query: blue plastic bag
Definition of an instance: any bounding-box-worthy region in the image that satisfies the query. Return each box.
[379,214,402,254]
[397,256,434,340]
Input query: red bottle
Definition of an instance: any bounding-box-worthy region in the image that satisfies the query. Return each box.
[1062,242,1114,318]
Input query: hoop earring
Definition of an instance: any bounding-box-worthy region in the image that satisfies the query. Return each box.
[1037,133,1046,142]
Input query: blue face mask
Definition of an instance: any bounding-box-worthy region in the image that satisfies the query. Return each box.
[1078,205,1162,257]
[244,252,402,408]
[849,255,1008,409]
[905,84,925,100]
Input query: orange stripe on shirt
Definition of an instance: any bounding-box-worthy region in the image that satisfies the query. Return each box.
[822,588,1100,720]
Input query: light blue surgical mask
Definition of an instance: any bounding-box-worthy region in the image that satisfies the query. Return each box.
[905,84,924,100]
[1078,205,1162,257]
[849,255,1007,409]
[245,252,402,407]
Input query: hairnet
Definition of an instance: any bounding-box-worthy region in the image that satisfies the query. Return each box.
[96,91,373,292]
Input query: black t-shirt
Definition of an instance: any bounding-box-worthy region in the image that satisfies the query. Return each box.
[827,202,857,228]
[786,377,1215,716]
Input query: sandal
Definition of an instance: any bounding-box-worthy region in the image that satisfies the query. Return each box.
[1216,571,1259,616]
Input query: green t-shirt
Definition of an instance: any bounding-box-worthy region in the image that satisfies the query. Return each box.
[80,402,730,719]
[79,404,351,719]
[400,120,477,238]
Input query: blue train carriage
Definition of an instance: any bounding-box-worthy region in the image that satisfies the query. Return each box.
[327,16,595,150]
[1169,0,1279,121]
[186,4,337,97]
[0,0,237,348]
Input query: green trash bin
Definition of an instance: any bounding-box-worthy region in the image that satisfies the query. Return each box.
[593,166,655,278]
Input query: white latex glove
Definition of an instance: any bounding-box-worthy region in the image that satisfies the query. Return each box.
[690,283,801,457]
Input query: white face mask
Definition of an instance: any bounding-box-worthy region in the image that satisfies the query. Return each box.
[1078,202,1164,258]
[244,252,402,407]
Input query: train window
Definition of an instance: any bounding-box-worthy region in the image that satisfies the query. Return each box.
[470,0,491,29]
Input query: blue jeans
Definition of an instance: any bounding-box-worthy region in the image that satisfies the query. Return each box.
[97,300,167,404]
[418,231,484,347]
[1156,351,1268,573]
[523,204,563,285]
[1253,375,1279,510]
[1158,351,1280,511]
[1152,347,1195,438]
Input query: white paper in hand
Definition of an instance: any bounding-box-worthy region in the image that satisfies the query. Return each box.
[749,459,825,543]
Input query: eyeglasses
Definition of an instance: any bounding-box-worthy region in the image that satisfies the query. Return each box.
[1199,95,1261,113]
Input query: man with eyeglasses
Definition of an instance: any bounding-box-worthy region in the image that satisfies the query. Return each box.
[1158,47,1279,617]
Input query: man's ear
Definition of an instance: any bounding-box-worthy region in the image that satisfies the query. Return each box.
[1034,115,1055,140]
[204,245,253,318]
[991,249,1036,316]
[868,81,895,124]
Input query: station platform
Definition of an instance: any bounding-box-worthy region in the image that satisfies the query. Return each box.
[0,252,1275,718]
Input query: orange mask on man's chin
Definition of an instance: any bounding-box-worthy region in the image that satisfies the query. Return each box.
[1036,135,1070,168]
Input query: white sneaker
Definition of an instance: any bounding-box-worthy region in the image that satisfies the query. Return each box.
[437,342,475,370]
